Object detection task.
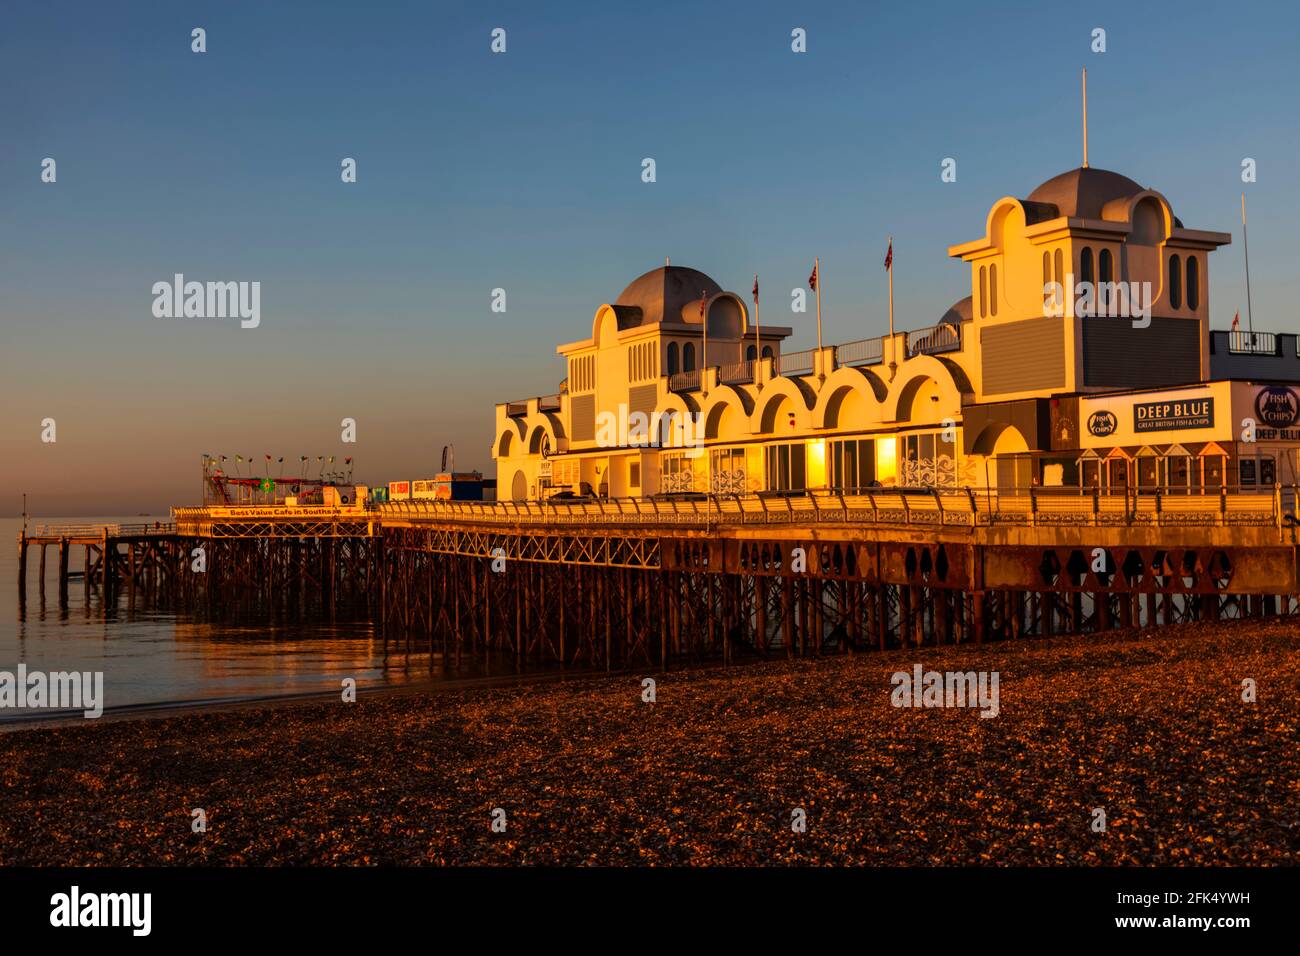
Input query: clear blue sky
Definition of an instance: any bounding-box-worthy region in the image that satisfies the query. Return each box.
[3,0,1297,513]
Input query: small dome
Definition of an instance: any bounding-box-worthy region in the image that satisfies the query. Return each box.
[615,266,722,326]
[1027,167,1144,219]
[938,296,972,325]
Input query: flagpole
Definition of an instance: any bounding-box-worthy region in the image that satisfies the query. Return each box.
[701,290,709,398]
[814,256,823,353]
[1241,193,1254,335]
[887,236,895,339]
[754,274,761,367]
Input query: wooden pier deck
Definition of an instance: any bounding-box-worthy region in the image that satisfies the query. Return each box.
[18,489,1300,667]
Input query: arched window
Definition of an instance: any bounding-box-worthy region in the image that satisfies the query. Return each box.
[683,342,696,372]
[1080,247,1094,284]
[1042,251,1050,287]
[1168,255,1182,310]
[1186,256,1199,310]
[1054,249,1064,288]
[989,263,998,316]
[762,346,774,359]
[979,266,988,318]
[667,342,679,375]
[1098,249,1113,313]
[746,345,757,361]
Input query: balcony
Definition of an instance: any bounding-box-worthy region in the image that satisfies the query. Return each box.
[668,369,701,392]
[1228,330,1277,355]
[778,349,816,376]
[718,360,754,386]
[906,323,961,357]
[835,336,883,367]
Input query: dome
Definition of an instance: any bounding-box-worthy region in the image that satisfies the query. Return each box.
[1027,166,1144,219]
[938,296,972,326]
[615,266,722,326]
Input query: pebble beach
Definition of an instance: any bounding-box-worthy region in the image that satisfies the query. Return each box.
[1,619,1295,865]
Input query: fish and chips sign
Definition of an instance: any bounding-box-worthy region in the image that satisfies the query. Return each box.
[1080,386,1225,447]
[1133,396,1214,433]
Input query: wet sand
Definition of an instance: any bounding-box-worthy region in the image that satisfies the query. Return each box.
[1,619,1296,865]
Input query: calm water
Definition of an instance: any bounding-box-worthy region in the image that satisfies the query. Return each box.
[1,515,483,722]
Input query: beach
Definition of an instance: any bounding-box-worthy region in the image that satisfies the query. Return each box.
[1,619,1295,866]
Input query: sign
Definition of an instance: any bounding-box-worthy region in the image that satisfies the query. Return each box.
[1255,386,1300,430]
[538,460,553,478]
[1133,397,1214,433]
[1086,410,1117,438]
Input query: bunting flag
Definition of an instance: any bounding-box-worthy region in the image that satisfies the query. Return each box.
[808,262,818,290]
[884,241,893,271]
[752,274,759,302]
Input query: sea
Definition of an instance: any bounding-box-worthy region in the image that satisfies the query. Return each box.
[0,515,489,725]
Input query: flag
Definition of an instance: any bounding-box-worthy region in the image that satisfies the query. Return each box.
[808,262,818,291]
[884,241,893,271]
[1232,311,1240,331]
[752,274,759,302]
[345,456,352,465]
[699,290,708,317]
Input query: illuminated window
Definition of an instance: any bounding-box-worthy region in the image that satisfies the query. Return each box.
[764,442,807,491]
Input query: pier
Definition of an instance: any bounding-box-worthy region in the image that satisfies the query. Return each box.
[18,489,1297,668]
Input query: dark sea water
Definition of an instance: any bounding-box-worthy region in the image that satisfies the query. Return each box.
[1,515,470,723]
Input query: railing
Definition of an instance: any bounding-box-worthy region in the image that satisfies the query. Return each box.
[668,369,700,392]
[718,360,754,386]
[1228,330,1277,355]
[835,337,883,366]
[31,522,176,537]
[779,349,816,376]
[379,485,1286,530]
[907,323,961,357]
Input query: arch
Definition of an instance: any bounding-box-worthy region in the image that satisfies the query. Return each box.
[510,470,527,501]
[884,355,967,424]
[761,345,774,359]
[970,421,1029,456]
[1186,256,1199,310]
[683,342,696,371]
[1080,246,1094,284]
[1054,249,1064,287]
[702,393,748,441]
[1169,254,1182,310]
[667,341,679,374]
[1099,248,1113,283]
[813,366,889,429]
[754,376,815,434]
[746,344,757,361]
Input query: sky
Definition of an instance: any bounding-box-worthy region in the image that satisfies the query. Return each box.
[2,0,1298,514]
